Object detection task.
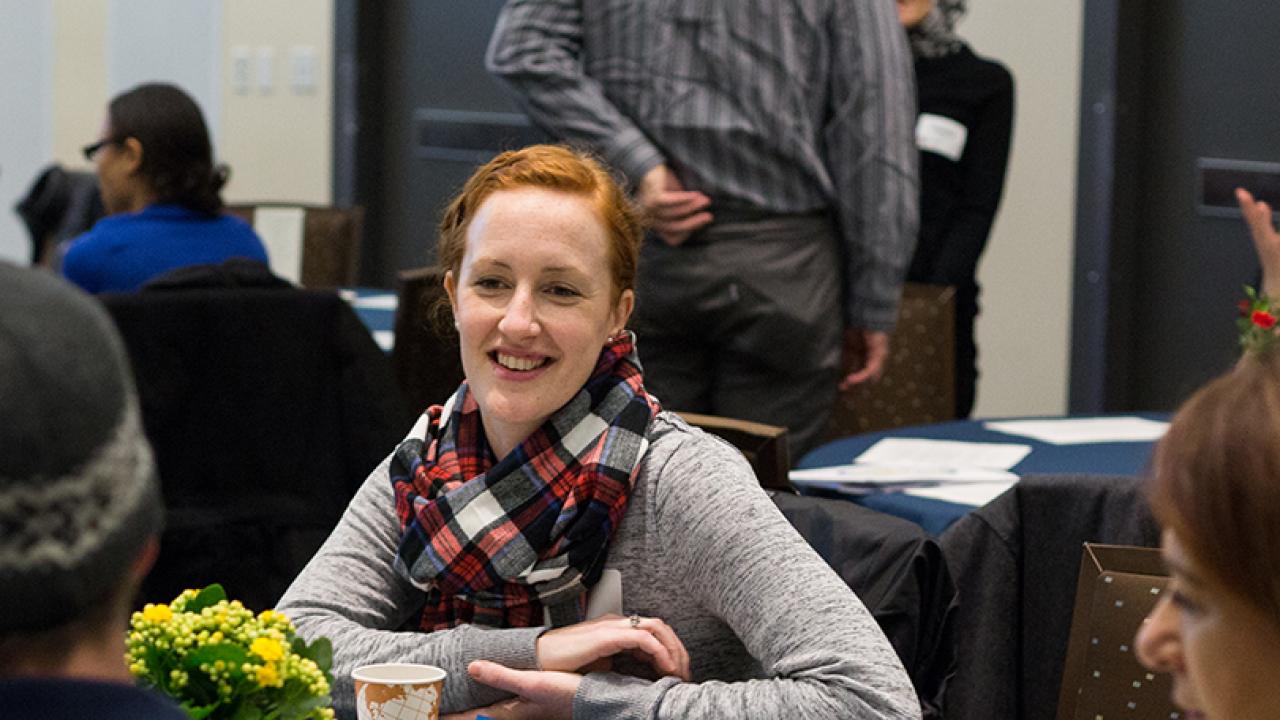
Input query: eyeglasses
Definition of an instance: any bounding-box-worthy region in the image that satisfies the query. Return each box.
[82,138,118,161]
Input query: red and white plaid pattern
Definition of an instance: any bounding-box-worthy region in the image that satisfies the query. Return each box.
[390,333,659,630]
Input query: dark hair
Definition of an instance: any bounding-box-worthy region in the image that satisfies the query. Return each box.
[107,83,228,215]
[1148,349,1280,624]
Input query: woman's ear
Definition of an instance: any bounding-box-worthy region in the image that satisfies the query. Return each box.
[444,270,459,314]
[120,137,144,175]
[611,288,635,336]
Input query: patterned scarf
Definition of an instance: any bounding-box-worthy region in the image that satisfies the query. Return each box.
[390,333,659,631]
[909,0,968,59]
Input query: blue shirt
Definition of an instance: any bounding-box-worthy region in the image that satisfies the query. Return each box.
[62,204,269,293]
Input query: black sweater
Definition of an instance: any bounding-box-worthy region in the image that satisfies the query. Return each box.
[907,44,1015,288]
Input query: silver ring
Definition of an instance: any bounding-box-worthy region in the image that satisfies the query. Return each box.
[629,613,641,628]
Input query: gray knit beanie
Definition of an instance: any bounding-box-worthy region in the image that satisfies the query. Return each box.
[0,263,161,633]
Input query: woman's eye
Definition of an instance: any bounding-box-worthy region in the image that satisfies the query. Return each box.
[546,284,581,298]
[474,277,508,291]
[1170,589,1203,615]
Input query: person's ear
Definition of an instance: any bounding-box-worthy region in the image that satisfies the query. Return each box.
[611,288,635,337]
[130,537,160,583]
[444,270,459,316]
[119,137,144,175]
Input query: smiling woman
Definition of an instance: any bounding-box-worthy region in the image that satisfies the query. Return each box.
[1135,349,1280,720]
[277,145,920,720]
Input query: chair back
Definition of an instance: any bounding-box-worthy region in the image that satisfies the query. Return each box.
[678,411,793,491]
[1055,544,1177,720]
[101,285,411,610]
[225,203,364,288]
[825,282,956,439]
[392,265,465,414]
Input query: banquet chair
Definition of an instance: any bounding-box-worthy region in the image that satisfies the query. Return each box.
[938,474,1162,720]
[392,265,465,414]
[100,280,412,611]
[825,282,956,438]
[225,203,364,288]
[771,492,956,719]
[677,412,793,491]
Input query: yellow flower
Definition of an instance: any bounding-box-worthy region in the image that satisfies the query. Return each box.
[258,610,277,623]
[142,604,173,623]
[256,663,282,688]
[250,636,284,663]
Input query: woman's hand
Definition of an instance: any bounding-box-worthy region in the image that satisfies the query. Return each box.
[439,662,581,720]
[1237,187,1280,297]
[536,613,691,681]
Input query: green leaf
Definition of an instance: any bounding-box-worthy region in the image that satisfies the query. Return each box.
[185,584,228,613]
[181,701,219,719]
[183,643,252,673]
[305,637,333,673]
[230,702,265,720]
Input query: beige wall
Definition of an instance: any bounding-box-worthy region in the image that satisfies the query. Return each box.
[51,0,108,169]
[220,0,333,205]
[962,1,1083,418]
[45,0,332,204]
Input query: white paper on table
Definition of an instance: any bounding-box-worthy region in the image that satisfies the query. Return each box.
[253,206,305,285]
[854,438,1032,471]
[984,417,1168,445]
[352,293,399,311]
[789,464,1018,487]
[903,480,1018,507]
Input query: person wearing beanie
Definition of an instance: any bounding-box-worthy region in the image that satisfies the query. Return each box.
[0,264,185,718]
[61,83,268,293]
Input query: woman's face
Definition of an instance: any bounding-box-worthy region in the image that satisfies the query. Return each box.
[444,187,633,456]
[1135,529,1280,720]
[91,115,143,215]
[897,0,935,28]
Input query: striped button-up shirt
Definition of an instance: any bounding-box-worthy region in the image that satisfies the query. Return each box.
[487,0,918,330]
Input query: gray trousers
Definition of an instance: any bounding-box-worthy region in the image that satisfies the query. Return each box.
[630,213,842,457]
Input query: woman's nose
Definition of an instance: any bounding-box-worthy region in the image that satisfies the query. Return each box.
[497,287,540,337]
[1135,593,1182,673]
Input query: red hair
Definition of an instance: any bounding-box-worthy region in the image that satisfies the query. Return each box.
[437,145,643,299]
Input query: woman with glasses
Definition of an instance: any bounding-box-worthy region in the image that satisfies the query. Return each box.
[61,83,266,293]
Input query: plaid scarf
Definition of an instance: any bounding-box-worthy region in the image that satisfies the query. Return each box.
[390,333,659,631]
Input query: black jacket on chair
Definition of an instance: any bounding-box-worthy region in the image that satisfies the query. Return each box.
[100,280,413,611]
[772,492,957,720]
[938,474,1161,720]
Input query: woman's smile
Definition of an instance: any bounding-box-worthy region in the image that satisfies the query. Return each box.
[444,186,634,458]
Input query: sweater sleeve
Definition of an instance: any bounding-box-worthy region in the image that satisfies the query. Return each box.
[825,0,919,332]
[573,435,922,719]
[485,0,665,186]
[275,456,543,716]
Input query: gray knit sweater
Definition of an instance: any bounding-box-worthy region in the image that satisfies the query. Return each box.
[277,413,920,719]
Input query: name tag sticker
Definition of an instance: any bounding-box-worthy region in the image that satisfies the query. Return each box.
[916,113,968,161]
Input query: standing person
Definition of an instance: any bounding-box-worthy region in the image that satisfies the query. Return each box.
[898,0,1014,418]
[0,265,183,719]
[485,0,919,456]
[62,83,268,293]
[278,146,920,720]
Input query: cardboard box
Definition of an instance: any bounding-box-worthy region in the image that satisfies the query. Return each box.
[1056,544,1180,720]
